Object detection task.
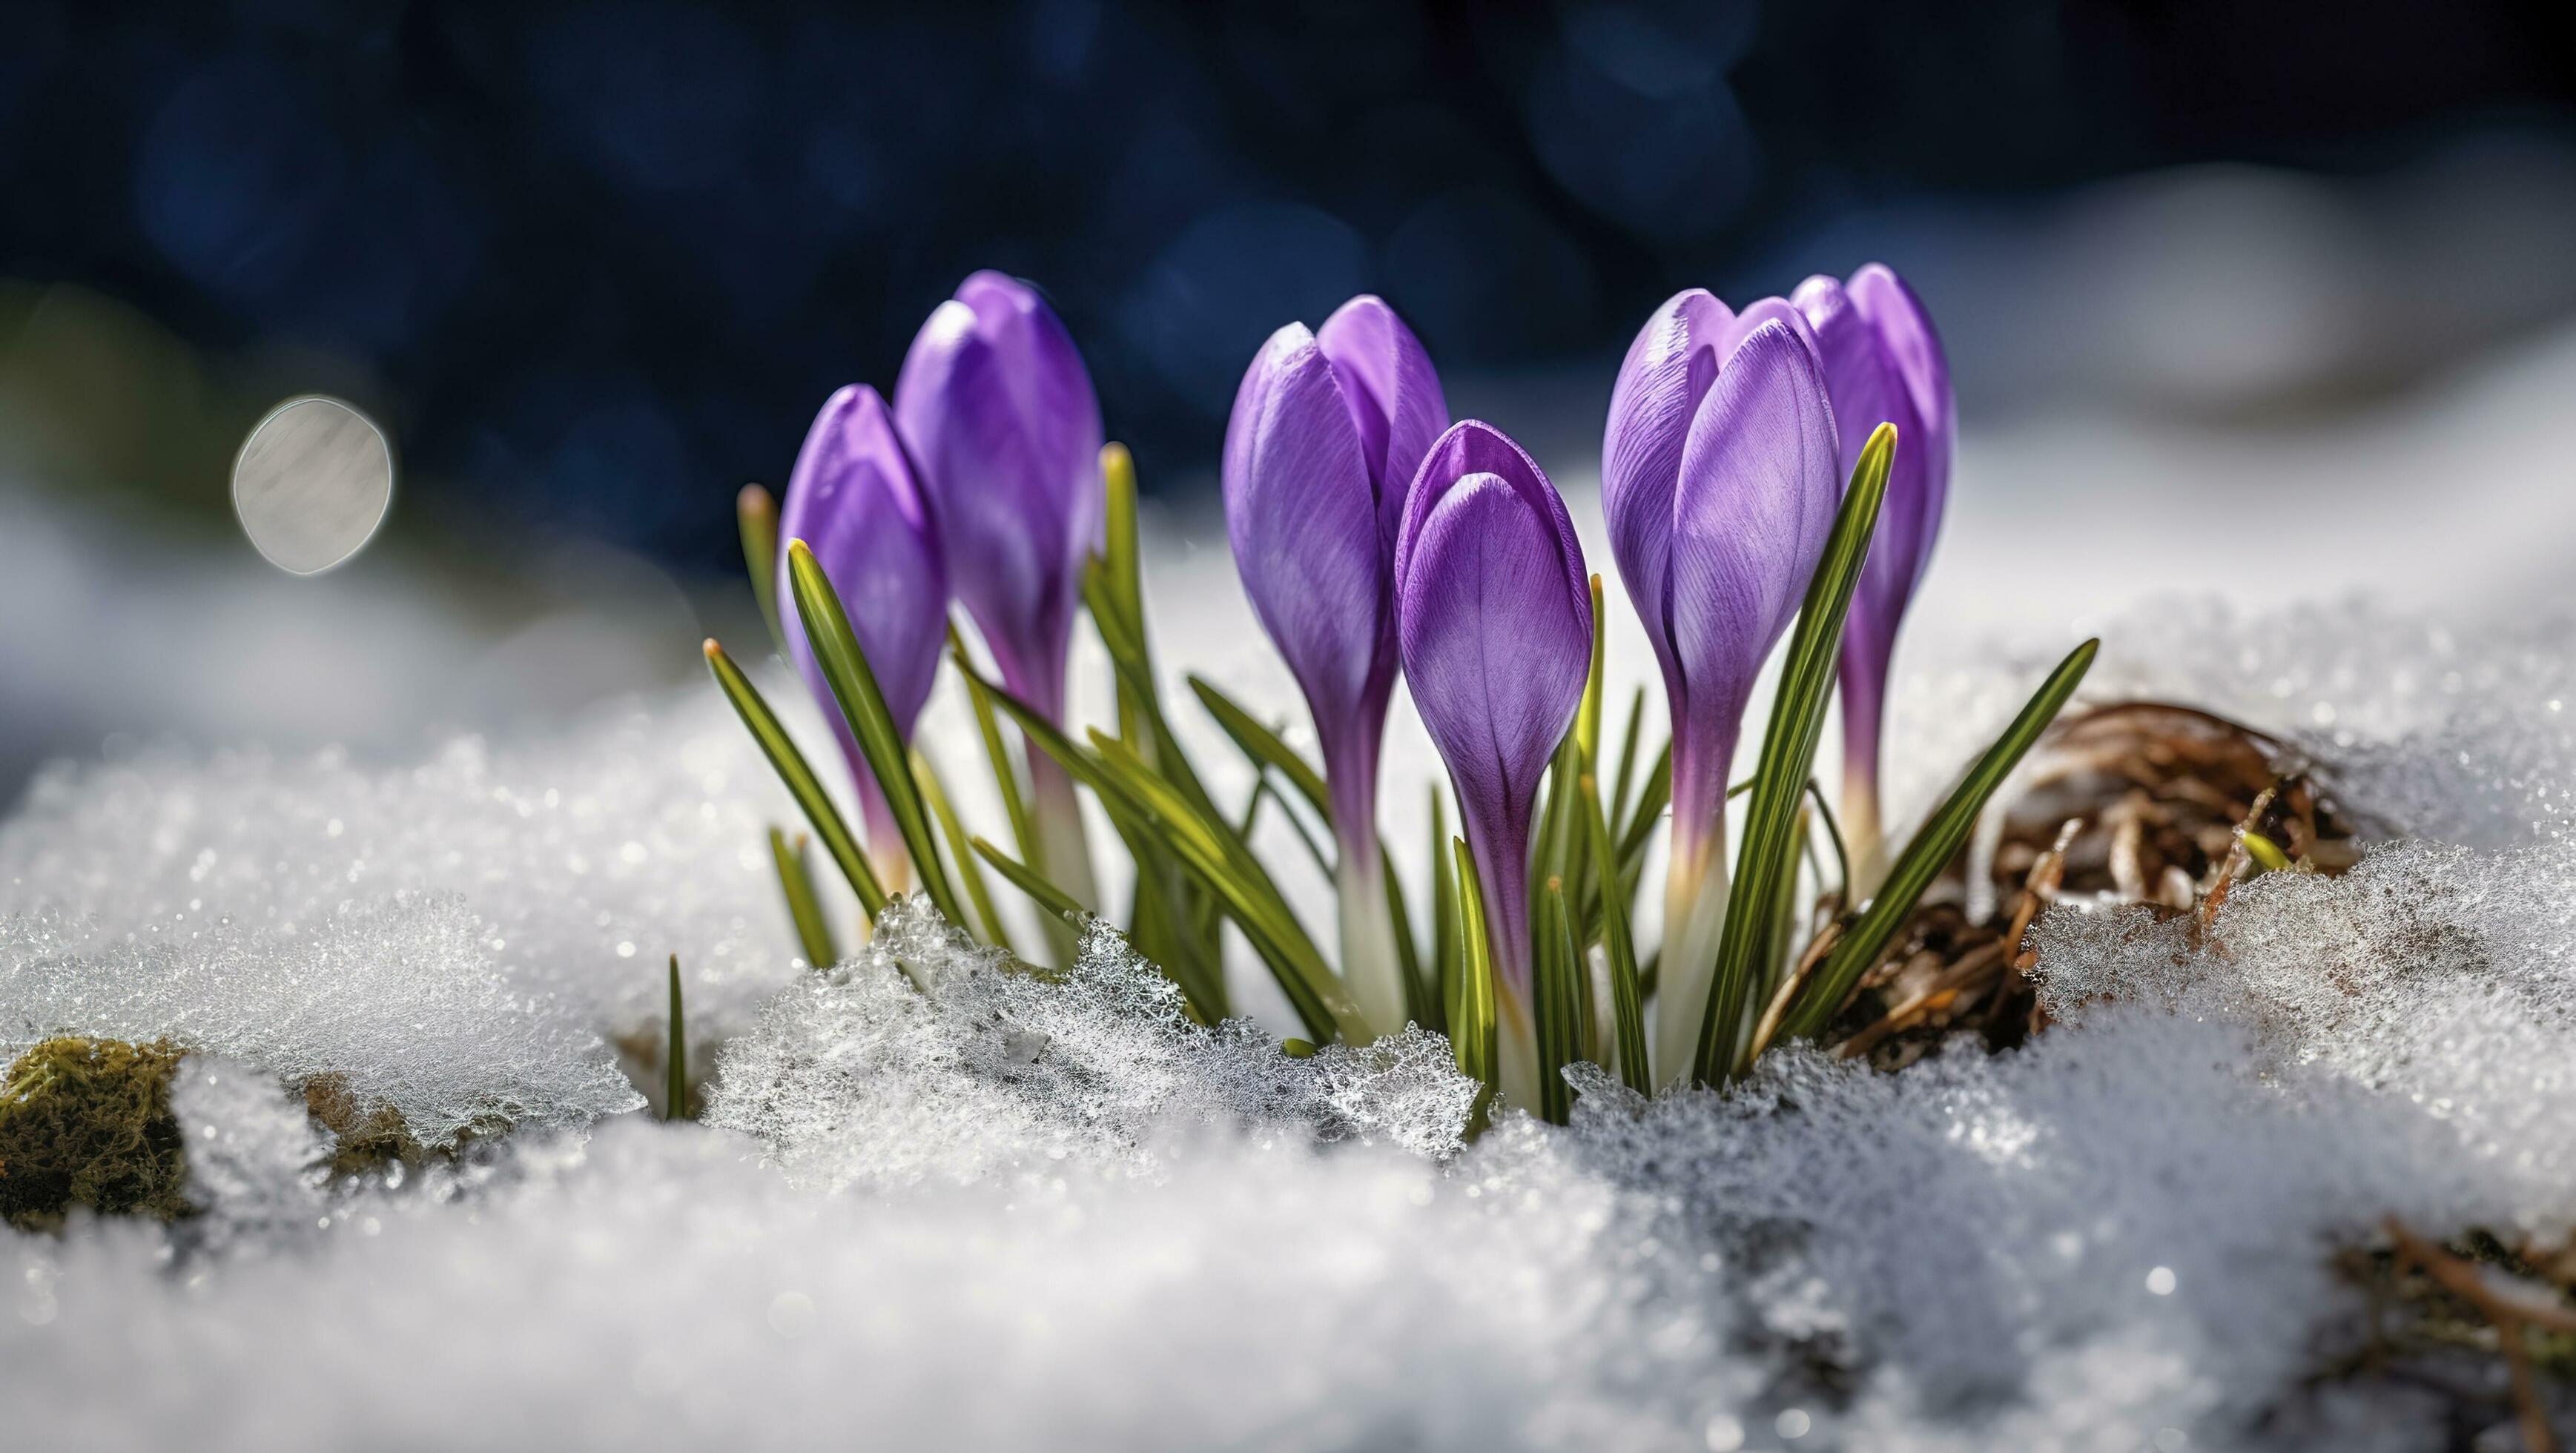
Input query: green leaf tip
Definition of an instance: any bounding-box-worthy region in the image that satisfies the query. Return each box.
[768,826,839,969]
[1694,426,1895,1085]
[703,636,888,920]
[2241,829,2291,874]
[664,953,689,1122]
[783,539,973,930]
[1774,635,2100,1050]
[737,483,785,660]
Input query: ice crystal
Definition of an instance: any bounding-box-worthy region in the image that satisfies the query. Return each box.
[0,686,815,1042]
[706,897,1475,1189]
[0,893,639,1147]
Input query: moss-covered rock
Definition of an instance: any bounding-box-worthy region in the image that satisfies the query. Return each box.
[0,1036,191,1231]
[300,1073,431,1177]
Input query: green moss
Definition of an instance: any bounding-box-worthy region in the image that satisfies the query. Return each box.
[301,1073,429,1178]
[0,1036,191,1231]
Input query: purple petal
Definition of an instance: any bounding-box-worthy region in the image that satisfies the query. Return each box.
[1315,294,1450,552]
[1662,319,1842,830]
[1395,420,1591,990]
[1222,323,1386,805]
[1849,263,1952,596]
[893,273,1103,721]
[777,384,950,790]
[1794,265,1954,787]
[1602,288,1732,695]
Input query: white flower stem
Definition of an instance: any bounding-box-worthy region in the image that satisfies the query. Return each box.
[1335,840,1406,1043]
[1841,763,1887,901]
[1652,827,1731,1090]
[1496,983,1539,1112]
[1028,754,1097,959]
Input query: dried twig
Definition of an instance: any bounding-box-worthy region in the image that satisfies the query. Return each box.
[2385,1217,2576,1453]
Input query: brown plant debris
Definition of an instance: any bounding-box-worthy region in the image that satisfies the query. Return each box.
[2311,1222,2576,1452]
[1818,700,2362,1070]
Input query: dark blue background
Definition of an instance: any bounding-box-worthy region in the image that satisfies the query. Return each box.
[4,0,2567,574]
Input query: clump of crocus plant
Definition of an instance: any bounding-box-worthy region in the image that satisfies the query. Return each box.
[895,271,1106,913]
[1792,265,1954,891]
[1223,295,1447,1041]
[776,384,947,890]
[706,259,2095,1128]
[1393,420,1593,1103]
[1602,293,1840,1087]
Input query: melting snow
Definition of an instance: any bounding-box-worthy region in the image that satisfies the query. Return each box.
[2,599,2573,1449]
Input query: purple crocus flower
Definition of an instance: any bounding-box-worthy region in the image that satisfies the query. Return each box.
[1791,265,1952,883]
[894,271,1104,910]
[776,384,948,884]
[1601,291,1840,1085]
[1224,296,1447,1037]
[893,270,1104,725]
[1394,420,1592,1094]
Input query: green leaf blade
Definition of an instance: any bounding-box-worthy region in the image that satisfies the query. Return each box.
[767,827,840,968]
[784,540,969,929]
[1779,636,2099,1046]
[703,639,887,919]
[1695,422,1897,1085]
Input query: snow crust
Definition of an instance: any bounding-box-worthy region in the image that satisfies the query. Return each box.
[705,896,1474,1188]
[0,691,813,1039]
[0,894,638,1145]
[3,600,2573,1450]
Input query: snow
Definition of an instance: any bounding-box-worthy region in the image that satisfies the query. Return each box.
[704,896,1474,1190]
[5,543,2576,1446]
[0,893,638,1148]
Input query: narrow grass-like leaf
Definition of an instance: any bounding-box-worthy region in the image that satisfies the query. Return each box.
[913,749,1014,954]
[767,827,839,968]
[1099,443,1154,748]
[1804,778,1850,898]
[1430,789,1459,1036]
[703,639,887,919]
[1386,851,1428,1030]
[1531,577,1608,918]
[664,954,688,1122]
[1187,675,1330,821]
[1608,686,1648,830]
[1695,423,1896,1085]
[1574,575,1607,766]
[1777,636,2098,1047]
[785,540,970,928]
[1446,835,1498,1135]
[1533,878,1585,1125]
[1089,728,1363,1037]
[1615,738,1673,876]
[955,623,1037,861]
[972,836,1089,930]
[968,663,1358,1039]
[736,483,785,660]
[1579,774,1651,1096]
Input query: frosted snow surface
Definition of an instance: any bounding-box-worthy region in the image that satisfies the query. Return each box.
[2,600,2575,1450]
[706,896,1475,1187]
[0,894,639,1145]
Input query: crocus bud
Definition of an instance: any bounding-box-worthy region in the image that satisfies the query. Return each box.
[1791,265,1952,886]
[1395,420,1592,1100]
[1602,291,1840,1087]
[894,271,1103,913]
[1224,296,1447,1037]
[893,271,1103,724]
[776,384,948,884]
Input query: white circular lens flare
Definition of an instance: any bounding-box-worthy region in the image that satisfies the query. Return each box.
[231,394,394,575]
